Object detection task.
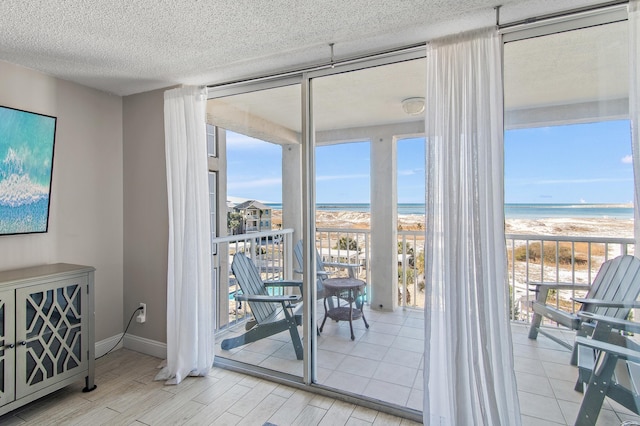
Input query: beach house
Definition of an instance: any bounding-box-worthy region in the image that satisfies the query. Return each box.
[0,1,637,425]
[232,200,272,233]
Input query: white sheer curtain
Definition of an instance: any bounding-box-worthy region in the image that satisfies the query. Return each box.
[631,1,640,249]
[155,86,214,385]
[423,28,521,425]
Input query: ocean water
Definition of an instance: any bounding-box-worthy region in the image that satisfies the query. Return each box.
[504,203,633,219]
[266,203,634,219]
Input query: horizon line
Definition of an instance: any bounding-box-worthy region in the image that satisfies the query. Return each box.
[260,201,634,207]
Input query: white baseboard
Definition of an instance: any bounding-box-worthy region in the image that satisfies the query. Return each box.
[95,334,124,358]
[95,333,166,360]
[123,334,167,359]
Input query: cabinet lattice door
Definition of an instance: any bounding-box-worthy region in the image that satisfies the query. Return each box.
[16,277,88,399]
[0,290,15,406]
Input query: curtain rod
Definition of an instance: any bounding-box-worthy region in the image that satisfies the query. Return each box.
[498,0,628,29]
[207,0,628,92]
[206,43,427,91]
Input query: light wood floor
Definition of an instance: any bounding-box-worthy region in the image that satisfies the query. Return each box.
[0,349,420,425]
[4,323,640,425]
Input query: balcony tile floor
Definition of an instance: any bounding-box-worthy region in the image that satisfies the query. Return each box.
[217,303,640,425]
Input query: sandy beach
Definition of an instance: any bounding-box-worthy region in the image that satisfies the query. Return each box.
[272,209,634,239]
[272,210,427,231]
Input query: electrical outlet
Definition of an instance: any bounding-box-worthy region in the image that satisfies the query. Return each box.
[136,303,146,323]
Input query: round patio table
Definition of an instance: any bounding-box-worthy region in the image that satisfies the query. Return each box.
[320,277,369,340]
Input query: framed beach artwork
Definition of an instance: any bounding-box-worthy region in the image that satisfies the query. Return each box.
[0,105,56,236]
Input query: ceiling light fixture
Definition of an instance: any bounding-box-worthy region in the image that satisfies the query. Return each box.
[401,97,425,115]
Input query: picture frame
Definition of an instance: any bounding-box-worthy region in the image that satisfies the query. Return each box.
[0,105,56,236]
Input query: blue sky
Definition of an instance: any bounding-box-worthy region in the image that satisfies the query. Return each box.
[226,119,633,205]
[505,120,633,204]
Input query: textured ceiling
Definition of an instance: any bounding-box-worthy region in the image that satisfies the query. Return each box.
[0,0,608,96]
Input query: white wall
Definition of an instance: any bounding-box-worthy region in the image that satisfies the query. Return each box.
[0,61,124,342]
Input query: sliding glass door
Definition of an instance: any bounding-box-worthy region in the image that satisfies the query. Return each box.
[207,54,427,414]
[208,81,306,378]
[307,58,426,410]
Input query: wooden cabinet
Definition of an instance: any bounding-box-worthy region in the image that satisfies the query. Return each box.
[0,264,95,416]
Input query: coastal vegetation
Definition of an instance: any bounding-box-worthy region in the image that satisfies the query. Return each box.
[227,211,243,235]
[397,243,425,304]
[513,242,606,268]
[335,236,360,252]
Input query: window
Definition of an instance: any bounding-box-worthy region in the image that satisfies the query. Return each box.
[504,20,631,236]
[206,124,217,157]
[503,18,632,323]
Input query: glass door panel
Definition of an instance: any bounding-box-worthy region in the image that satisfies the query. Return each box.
[503,20,632,322]
[208,83,305,378]
[309,58,426,410]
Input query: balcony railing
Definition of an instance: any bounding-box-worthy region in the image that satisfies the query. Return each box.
[506,233,635,324]
[313,228,427,309]
[314,227,371,301]
[212,229,293,330]
[212,227,635,334]
[313,230,635,317]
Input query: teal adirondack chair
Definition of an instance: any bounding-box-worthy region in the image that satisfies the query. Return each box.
[573,312,640,425]
[528,254,640,364]
[221,253,304,360]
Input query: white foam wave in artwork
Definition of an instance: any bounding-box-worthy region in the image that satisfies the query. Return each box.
[0,173,48,207]
[1,147,24,178]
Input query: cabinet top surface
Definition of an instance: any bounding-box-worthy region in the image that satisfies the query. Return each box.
[0,263,94,285]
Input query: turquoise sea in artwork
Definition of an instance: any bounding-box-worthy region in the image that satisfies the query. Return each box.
[0,106,56,234]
